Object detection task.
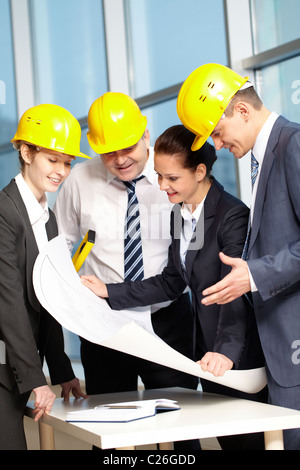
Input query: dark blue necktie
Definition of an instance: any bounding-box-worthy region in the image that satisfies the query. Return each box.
[242,153,259,260]
[123,177,144,281]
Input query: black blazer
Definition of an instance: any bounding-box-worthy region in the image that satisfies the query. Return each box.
[0,179,74,393]
[107,178,264,370]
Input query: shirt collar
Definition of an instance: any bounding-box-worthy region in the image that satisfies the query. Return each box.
[181,197,206,223]
[15,173,49,225]
[252,111,279,164]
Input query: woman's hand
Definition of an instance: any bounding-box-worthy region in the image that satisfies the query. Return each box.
[60,377,88,401]
[197,352,233,377]
[81,275,108,298]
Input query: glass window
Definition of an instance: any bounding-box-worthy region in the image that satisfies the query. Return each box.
[30,0,108,119]
[257,56,300,123]
[0,0,18,190]
[0,149,20,190]
[251,0,300,54]
[126,0,228,97]
[127,0,235,195]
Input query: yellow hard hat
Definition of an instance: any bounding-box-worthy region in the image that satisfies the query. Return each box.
[11,103,90,159]
[177,63,248,150]
[87,92,147,154]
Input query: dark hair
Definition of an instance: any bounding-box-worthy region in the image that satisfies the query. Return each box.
[16,143,40,173]
[154,125,217,176]
[225,86,263,117]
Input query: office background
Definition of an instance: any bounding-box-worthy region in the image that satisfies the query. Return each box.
[1,0,300,361]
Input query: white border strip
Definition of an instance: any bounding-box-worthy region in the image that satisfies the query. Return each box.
[225,0,255,205]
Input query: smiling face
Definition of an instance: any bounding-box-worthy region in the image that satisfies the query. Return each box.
[154,152,208,209]
[100,130,150,181]
[21,144,74,201]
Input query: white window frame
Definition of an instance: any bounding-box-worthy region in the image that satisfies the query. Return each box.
[224,0,254,206]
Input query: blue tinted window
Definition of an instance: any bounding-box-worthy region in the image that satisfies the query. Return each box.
[128,0,234,195]
[0,149,20,191]
[0,0,18,143]
[258,56,300,123]
[126,0,228,97]
[251,0,300,53]
[0,0,18,189]
[30,0,108,118]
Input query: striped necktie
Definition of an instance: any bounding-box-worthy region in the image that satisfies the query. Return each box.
[242,153,259,260]
[251,153,259,188]
[123,177,144,281]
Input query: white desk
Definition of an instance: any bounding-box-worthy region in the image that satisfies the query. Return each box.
[25,387,300,450]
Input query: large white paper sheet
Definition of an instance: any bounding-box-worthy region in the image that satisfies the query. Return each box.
[33,235,267,394]
[33,235,154,341]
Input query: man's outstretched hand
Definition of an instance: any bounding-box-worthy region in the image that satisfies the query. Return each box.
[201,252,251,305]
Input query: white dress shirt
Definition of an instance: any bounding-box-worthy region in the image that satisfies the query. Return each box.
[54,148,174,313]
[180,199,205,270]
[251,111,279,218]
[15,173,49,252]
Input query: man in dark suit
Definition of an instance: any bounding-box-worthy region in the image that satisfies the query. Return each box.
[177,63,300,450]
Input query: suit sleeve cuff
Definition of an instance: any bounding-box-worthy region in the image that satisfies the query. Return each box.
[247,263,258,292]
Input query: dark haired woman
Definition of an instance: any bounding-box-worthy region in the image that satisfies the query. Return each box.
[82,125,267,449]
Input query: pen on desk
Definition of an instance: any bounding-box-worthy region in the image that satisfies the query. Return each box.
[104,405,141,409]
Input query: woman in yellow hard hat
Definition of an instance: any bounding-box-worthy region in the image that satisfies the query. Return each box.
[0,103,89,449]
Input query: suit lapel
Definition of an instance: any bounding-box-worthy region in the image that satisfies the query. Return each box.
[46,209,58,241]
[249,116,287,250]
[171,204,183,271]
[4,180,40,311]
[184,178,223,281]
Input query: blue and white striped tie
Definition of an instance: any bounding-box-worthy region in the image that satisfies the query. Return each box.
[123,178,144,281]
[242,153,259,260]
[251,153,259,188]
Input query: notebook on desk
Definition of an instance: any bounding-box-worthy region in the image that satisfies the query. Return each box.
[65,399,180,423]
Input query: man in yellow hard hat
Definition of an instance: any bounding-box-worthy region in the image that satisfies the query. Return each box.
[177,63,300,450]
[54,92,199,450]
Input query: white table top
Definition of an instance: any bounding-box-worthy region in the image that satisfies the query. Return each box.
[25,387,300,449]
